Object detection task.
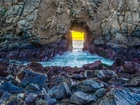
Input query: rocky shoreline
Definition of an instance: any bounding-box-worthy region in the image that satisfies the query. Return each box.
[0,39,67,62]
[90,44,140,63]
[0,36,139,63]
[0,58,139,105]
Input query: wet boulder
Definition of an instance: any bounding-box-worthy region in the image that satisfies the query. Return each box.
[72,78,105,92]
[84,70,117,81]
[48,82,71,99]
[109,77,129,86]
[84,70,96,78]
[0,92,12,104]
[49,75,72,88]
[24,93,38,103]
[1,92,12,100]
[70,74,86,80]
[17,93,25,99]
[25,88,47,95]
[83,60,103,70]
[20,69,48,87]
[42,95,57,105]
[95,70,117,81]
[70,91,96,105]
[0,82,24,95]
[49,76,66,87]
[59,72,70,78]
[24,83,47,95]
[6,75,15,81]
[94,88,107,99]
[99,88,140,105]
[25,83,40,91]
[2,96,24,105]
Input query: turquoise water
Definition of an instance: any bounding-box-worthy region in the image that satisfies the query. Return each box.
[15,40,114,67]
[38,51,114,67]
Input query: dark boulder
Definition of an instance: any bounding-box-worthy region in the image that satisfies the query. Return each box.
[72,78,105,92]
[0,64,8,77]
[130,76,140,87]
[42,95,57,105]
[24,93,38,103]
[27,62,43,72]
[70,74,86,80]
[20,69,48,87]
[0,82,24,95]
[99,88,140,105]
[1,92,12,100]
[123,62,138,74]
[3,96,24,105]
[112,57,125,66]
[70,91,96,105]
[25,83,40,91]
[95,70,117,81]
[83,60,103,70]
[48,82,71,99]
[94,88,107,99]
[84,70,117,81]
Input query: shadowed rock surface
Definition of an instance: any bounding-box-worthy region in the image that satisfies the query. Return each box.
[0,0,140,61]
[0,59,139,104]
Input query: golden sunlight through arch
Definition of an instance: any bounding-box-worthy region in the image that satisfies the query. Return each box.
[71,31,84,40]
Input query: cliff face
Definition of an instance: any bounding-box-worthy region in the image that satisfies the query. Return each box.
[0,0,140,61]
[1,0,140,47]
[35,0,140,48]
[0,0,40,35]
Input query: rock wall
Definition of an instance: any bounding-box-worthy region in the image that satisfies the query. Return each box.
[34,0,140,48]
[1,0,40,35]
[0,0,41,51]
[0,0,140,61]
[1,0,140,46]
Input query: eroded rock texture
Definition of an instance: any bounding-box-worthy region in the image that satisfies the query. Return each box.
[0,0,140,61]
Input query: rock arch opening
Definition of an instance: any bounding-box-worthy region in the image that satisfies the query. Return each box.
[71,30,84,52]
[67,21,91,52]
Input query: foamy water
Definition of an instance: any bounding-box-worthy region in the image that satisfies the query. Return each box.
[38,40,114,67]
[15,40,114,67]
[39,51,114,67]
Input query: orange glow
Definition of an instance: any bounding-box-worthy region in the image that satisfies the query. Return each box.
[71,30,84,40]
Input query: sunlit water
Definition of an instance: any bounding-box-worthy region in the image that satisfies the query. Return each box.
[14,40,114,67]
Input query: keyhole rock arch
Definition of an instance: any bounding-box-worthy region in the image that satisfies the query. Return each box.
[66,20,93,51]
